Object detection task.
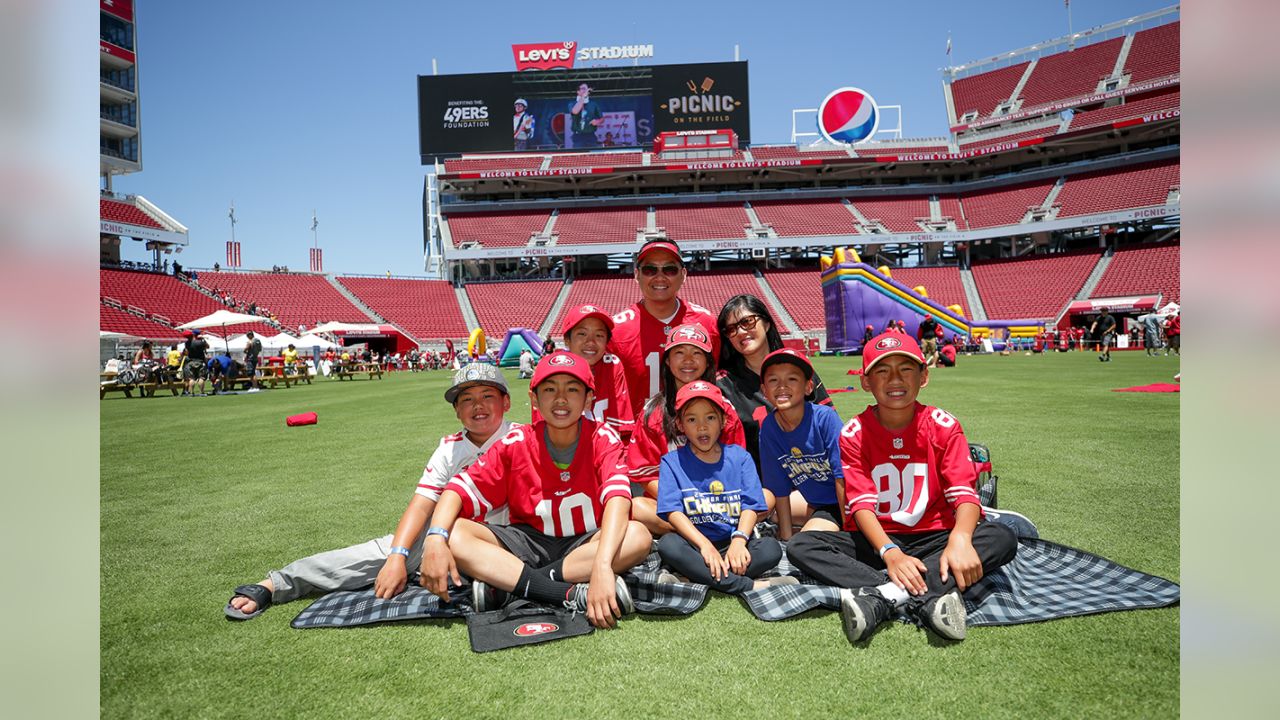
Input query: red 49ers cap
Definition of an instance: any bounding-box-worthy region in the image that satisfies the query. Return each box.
[760,347,814,380]
[559,304,614,337]
[674,379,728,413]
[862,332,926,373]
[636,239,683,264]
[531,351,595,392]
[663,323,713,355]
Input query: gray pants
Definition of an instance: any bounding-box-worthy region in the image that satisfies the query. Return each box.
[267,529,427,603]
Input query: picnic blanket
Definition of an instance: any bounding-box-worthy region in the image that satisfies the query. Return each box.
[291,551,708,629]
[1113,383,1180,393]
[742,522,1179,626]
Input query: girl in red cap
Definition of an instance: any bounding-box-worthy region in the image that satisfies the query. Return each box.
[629,322,748,535]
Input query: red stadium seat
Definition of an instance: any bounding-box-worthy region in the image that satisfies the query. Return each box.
[445,210,551,248]
[196,271,370,330]
[654,204,752,241]
[99,268,274,335]
[752,199,861,237]
[951,62,1031,121]
[101,198,164,229]
[1055,160,1179,217]
[1017,38,1125,109]
[971,250,1101,320]
[553,207,646,245]
[337,277,469,341]
[466,281,563,338]
[1123,22,1180,84]
[1093,243,1180,304]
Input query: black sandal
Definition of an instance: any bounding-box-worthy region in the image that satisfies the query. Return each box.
[224,584,273,621]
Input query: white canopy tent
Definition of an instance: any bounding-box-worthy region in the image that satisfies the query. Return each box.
[294,333,338,350]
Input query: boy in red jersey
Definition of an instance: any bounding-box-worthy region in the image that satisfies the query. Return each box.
[532,304,635,440]
[609,239,720,418]
[787,333,1016,644]
[422,352,653,629]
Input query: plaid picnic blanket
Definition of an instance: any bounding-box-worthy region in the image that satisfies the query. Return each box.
[742,536,1180,626]
[291,551,708,629]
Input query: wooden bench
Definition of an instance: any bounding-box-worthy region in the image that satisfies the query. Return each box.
[100,372,183,399]
[333,363,384,381]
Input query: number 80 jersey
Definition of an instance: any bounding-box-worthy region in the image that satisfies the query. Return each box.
[839,403,982,534]
[445,419,634,537]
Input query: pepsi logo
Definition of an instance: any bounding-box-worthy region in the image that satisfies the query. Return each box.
[549,354,576,366]
[513,622,559,637]
[876,337,903,350]
[817,87,880,145]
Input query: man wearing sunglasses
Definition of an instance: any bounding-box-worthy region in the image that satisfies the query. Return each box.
[609,239,720,420]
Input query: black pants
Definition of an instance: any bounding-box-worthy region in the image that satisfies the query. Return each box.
[787,521,1017,604]
[657,533,783,595]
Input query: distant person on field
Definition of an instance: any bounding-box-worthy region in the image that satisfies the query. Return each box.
[180,329,209,396]
[1163,312,1179,355]
[244,330,263,391]
[918,314,939,367]
[225,364,518,620]
[1089,308,1117,362]
[518,348,535,379]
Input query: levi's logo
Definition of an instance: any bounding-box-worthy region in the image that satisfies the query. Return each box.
[513,42,577,71]
[514,622,559,637]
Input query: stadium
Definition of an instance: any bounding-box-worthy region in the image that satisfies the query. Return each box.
[100,3,1180,717]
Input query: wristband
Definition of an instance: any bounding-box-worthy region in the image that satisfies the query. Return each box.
[731,530,750,542]
[389,546,410,558]
[878,542,900,558]
[426,526,450,541]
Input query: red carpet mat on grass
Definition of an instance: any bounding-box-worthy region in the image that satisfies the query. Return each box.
[1113,383,1180,393]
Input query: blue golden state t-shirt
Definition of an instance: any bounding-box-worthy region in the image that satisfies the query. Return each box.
[656,444,768,542]
[759,402,844,506]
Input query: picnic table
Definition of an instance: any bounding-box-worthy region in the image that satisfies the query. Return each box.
[332,362,384,381]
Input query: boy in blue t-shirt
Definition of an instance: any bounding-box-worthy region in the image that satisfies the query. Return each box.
[656,381,790,594]
[758,348,845,540]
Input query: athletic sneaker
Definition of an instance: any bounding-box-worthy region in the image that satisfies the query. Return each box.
[838,587,893,644]
[565,576,634,616]
[909,590,967,641]
[470,580,510,612]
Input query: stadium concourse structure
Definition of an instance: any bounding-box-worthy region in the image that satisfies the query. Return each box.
[100,8,1180,352]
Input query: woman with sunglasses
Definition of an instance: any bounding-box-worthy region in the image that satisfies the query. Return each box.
[715,294,833,470]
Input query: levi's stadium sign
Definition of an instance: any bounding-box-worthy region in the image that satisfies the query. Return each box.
[512,42,655,71]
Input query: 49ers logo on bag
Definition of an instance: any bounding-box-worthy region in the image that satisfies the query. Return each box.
[513,622,559,637]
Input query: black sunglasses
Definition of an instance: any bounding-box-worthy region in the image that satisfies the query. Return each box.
[723,314,763,335]
[638,264,682,277]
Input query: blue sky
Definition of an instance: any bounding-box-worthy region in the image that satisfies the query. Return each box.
[109,0,1174,276]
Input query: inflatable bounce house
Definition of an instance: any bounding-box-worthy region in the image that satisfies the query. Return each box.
[496,328,544,367]
[820,247,1043,353]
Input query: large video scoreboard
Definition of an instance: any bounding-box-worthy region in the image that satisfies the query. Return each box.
[418,61,750,163]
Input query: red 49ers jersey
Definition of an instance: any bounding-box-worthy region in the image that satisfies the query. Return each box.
[627,400,747,481]
[839,402,982,534]
[444,419,633,537]
[531,353,635,440]
[609,299,720,421]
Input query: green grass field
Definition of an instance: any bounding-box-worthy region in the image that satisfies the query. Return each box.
[101,351,1180,719]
